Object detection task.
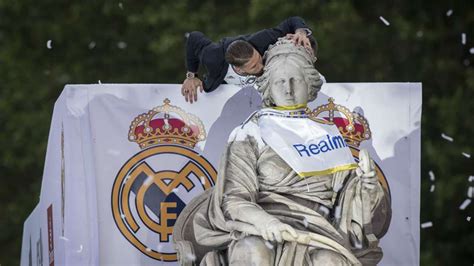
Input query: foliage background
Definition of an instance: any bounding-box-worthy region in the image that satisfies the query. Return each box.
[0,0,473,265]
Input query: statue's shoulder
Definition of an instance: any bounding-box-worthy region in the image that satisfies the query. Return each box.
[227,111,264,148]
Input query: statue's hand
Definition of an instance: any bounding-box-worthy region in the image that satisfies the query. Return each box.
[356,149,378,189]
[257,219,298,243]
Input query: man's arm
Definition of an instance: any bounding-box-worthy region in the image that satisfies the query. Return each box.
[274,16,311,35]
[185,31,212,74]
[249,16,317,55]
[182,31,212,103]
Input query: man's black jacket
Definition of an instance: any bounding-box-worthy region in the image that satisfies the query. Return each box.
[185,16,316,92]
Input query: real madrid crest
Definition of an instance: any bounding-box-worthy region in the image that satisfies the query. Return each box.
[111,99,217,262]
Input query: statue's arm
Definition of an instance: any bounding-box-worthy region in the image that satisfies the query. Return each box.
[219,137,277,225]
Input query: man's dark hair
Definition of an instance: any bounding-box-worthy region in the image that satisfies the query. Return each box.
[225,40,254,67]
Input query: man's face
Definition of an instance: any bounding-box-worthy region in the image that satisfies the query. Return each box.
[269,62,309,107]
[236,49,264,77]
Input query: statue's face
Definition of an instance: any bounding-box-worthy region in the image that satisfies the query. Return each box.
[269,62,309,107]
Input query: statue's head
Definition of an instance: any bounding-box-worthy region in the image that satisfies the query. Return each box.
[256,38,323,108]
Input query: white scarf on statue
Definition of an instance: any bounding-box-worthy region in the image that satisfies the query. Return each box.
[257,107,357,177]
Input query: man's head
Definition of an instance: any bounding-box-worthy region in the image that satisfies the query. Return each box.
[225,40,264,76]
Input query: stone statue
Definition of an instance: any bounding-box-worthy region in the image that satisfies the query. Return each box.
[174,38,391,266]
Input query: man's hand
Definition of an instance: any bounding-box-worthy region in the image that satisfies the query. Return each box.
[181,77,203,104]
[286,29,312,52]
[257,219,298,243]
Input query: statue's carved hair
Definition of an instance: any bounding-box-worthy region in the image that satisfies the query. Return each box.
[225,40,254,67]
[256,38,323,107]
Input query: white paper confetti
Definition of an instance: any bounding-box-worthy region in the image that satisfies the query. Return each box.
[144,176,154,186]
[446,9,453,16]
[430,185,435,192]
[467,216,471,222]
[59,236,69,241]
[98,80,102,84]
[429,171,435,181]
[303,217,308,228]
[470,47,474,54]
[88,41,96,49]
[462,152,471,158]
[117,41,127,49]
[77,244,83,253]
[459,199,471,210]
[265,241,274,249]
[441,133,454,142]
[462,33,466,45]
[46,40,53,49]
[469,176,474,182]
[379,16,390,26]
[468,187,473,198]
[420,221,433,228]
[200,176,206,185]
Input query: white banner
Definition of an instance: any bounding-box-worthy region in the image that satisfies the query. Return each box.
[21,82,421,266]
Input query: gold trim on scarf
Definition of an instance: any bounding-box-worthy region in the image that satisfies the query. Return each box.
[298,163,358,177]
[272,104,308,110]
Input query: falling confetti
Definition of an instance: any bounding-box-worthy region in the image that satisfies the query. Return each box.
[469,176,474,182]
[459,199,471,210]
[468,187,473,198]
[200,176,206,185]
[98,80,102,84]
[88,41,96,49]
[462,152,471,158]
[421,221,433,229]
[379,16,390,26]
[46,40,53,49]
[265,241,274,249]
[59,236,69,241]
[467,216,471,222]
[441,133,454,142]
[446,9,453,16]
[144,176,154,186]
[303,217,309,228]
[429,171,435,181]
[461,33,466,45]
[470,47,474,54]
[77,244,83,253]
[117,41,127,49]
[430,185,435,192]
